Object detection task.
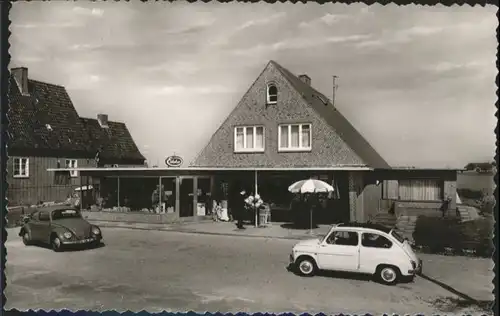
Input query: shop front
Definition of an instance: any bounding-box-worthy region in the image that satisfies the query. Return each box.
[68,168,220,224]
[50,167,372,225]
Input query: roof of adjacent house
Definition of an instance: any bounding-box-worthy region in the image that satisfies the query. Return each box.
[80,118,145,163]
[271,61,390,169]
[9,73,145,163]
[8,76,94,157]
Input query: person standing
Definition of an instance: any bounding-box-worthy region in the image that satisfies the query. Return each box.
[230,180,245,229]
[236,189,248,229]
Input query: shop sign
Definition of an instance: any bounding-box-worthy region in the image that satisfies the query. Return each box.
[165,155,183,167]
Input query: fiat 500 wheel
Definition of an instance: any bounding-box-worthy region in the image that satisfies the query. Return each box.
[22,232,31,246]
[51,236,63,252]
[377,266,400,285]
[297,257,316,277]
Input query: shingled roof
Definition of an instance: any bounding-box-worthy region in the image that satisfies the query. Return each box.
[271,61,390,169]
[8,68,145,164]
[80,117,145,164]
[8,75,94,158]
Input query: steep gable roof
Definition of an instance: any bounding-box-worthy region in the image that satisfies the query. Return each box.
[8,76,94,157]
[271,61,390,168]
[80,118,145,164]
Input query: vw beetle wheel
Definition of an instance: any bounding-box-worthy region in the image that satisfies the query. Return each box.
[22,232,31,246]
[297,257,316,277]
[377,266,399,285]
[51,236,63,252]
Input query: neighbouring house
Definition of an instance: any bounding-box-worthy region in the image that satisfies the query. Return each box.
[52,60,459,230]
[7,67,145,206]
[463,162,496,173]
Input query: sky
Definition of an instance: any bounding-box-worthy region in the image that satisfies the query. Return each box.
[10,2,498,168]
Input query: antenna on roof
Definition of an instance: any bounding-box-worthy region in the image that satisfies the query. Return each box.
[332,75,338,107]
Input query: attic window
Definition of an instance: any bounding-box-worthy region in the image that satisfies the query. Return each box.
[45,124,52,131]
[267,83,278,104]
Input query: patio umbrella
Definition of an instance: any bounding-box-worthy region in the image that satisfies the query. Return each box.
[288,179,334,233]
[288,179,334,194]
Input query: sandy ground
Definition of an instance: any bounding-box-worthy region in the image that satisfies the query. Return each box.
[4,227,493,314]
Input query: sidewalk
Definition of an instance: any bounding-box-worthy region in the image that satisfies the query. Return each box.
[89,219,332,240]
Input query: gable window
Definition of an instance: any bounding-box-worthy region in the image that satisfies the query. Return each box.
[65,159,78,177]
[234,126,265,152]
[278,123,312,151]
[267,83,278,104]
[13,157,29,178]
[398,179,443,201]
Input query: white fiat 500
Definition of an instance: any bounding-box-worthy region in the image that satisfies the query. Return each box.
[289,223,422,285]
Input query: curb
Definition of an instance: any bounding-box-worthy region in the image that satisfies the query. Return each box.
[91,221,316,241]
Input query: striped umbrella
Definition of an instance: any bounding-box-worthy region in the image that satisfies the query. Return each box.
[288,179,335,194]
[288,179,334,234]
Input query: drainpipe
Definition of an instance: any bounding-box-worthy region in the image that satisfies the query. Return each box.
[254,170,258,228]
[117,177,121,208]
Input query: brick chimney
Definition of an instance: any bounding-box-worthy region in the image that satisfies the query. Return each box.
[97,114,109,128]
[298,74,311,86]
[11,67,30,96]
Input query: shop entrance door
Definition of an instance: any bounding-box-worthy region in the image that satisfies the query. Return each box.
[179,177,194,217]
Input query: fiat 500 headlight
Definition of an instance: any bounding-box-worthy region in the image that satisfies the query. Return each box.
[91,227,101,235]
[63,232,72,239]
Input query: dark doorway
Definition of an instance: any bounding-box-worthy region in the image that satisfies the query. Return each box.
[179,178,194,217]
[197,177,212,216]
[161,177,177,214]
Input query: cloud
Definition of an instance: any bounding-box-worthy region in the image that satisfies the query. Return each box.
[147,85,234,95]
[162,18,216,35]
[209,12,287,47]
[12,22,81,29]
[72,6,104,17]
[236,12,287,31]
[230,34,370,56]
[299,13,348,28]
[136,60,200,77]
[355,25,445,48]
[69,43,104,51]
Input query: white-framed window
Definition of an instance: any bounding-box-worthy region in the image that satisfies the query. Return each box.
[65,159,78,177]
[398,179,443,201]
[267,83,278,104]
[278,123,312,151]
[234,126,265,152]
[13,157,29,178]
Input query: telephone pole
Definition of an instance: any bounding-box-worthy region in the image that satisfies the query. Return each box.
[332,75,338,107]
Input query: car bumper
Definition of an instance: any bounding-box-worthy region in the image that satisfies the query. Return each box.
[61,236,101,246]
[287,253,296,270]
[408,259,423,275]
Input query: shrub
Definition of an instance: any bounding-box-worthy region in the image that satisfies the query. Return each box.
[457,188,484,200]
[413,216,462,252]
[413,215,494,257]
[459,217,494,257]
[480,195,496,214]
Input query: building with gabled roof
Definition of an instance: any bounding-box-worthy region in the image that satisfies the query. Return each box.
[7,67,145,206]
[190,60,458,225]
[191,60,389,169]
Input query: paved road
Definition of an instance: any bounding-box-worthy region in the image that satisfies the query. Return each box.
[4,227,489,314]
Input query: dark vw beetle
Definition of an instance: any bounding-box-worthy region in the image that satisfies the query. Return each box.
[19,206,103,252]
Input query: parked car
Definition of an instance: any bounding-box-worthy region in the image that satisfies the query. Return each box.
[19,206,103,252]
[288,222,422,285]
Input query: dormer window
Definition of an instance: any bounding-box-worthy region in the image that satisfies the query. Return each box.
[267,83,278,104]
[45,124,52,131]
